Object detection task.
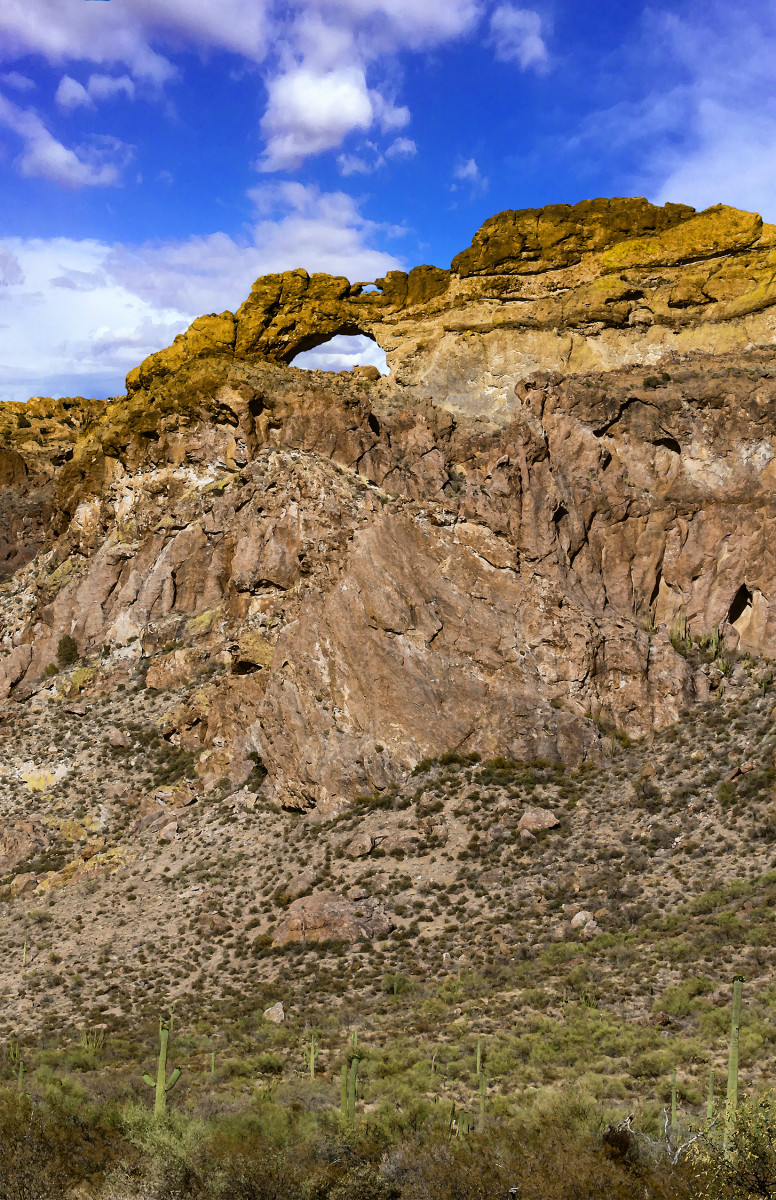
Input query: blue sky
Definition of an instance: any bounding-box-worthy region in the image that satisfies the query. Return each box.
[1,0,775,402]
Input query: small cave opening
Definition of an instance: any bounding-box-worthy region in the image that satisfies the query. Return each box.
[290,333,389,376]
[232,659,261,676]
[367,413,381,436]
[552,503,568,523]
[728,584,753,630]
[654,436,681,454]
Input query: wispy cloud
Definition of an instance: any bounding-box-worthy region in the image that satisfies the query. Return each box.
[0,92,130,187]
[489,5,550,72]
[451,156,489,194]
[577,0,776,220]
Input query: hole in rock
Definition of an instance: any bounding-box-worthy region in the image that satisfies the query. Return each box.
[729,584,753,631]
[359,284,382,293]
[290,334,389,376]
[654,436,681,454]
[552,503,568,523]
[368,413,381,436]
[232,660,261,676]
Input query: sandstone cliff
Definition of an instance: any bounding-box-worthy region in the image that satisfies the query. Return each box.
[1,197,775,813]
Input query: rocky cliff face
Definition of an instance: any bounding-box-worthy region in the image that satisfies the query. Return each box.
[1,197,776,813]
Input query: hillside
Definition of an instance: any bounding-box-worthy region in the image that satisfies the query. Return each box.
[0,198,775,1161]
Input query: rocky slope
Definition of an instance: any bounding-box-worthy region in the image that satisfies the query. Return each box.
[1,194,776,1116]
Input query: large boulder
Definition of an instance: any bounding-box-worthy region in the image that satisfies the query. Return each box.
[272,891,394,946]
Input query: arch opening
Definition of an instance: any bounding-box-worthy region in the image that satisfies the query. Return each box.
[290,333,389,376]
[728,584,753,632]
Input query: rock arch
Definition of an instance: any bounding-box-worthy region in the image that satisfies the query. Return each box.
[290,331,389,376]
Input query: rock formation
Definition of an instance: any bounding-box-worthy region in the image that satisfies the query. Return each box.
[1,197,776,811]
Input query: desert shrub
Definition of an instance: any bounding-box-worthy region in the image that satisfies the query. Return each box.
[0,1090,119,1200]
[327,1165,399,1200]
[209,1143,300,1200]
[56,635,79,668]
[396,1125,691,1200]
[692,1091,776,1200]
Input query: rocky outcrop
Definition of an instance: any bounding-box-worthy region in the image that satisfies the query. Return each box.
[125,198,776,426]
[1,199,776,812]
[272,890,394,946]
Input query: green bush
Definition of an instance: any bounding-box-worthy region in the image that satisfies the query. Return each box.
[56,635,79,667]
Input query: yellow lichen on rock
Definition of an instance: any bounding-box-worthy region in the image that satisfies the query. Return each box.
[599,205,762,270]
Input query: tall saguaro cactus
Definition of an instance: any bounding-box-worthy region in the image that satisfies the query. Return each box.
[347,1056,359,1122]
[478,1073,487,1132]
[143,1008,182,1118]
[723,975,744,1154]
[304,1032,319,1080]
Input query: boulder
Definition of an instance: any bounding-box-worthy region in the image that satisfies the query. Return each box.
[518,807,560,833]
[10,872,37,897]
[284,868,317,900]
[346,831,375,858]
[263,1001,285,1024]
[272,890,394,946]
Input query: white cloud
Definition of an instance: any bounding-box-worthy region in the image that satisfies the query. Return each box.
[370,91,410,132]
[337,152,376,176]
[0,71,35,91]
[0,184,403,403]
[452,156,488,192]
[385,136,416,159]
[336,133,414,174]
[55,75,93,110]
[259,65,374,170]
[325,0,483,50]
[0,1,484,175]
[0,0,277,85]
[56,72,136,110]
[88,73,136,102]
[489,5,549,72]
[0,92,129,187]
[0,248,24,287]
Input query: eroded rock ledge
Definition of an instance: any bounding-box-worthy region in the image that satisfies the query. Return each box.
[126,197,776,427]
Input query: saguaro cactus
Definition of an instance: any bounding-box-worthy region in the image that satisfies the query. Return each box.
[707,1070,714,1123]
[723,975,744,1154]
[304,1032,319,1080]
[341,1063,348,1117]
[478,1073,487,1132]
[347,1056,359,1122]
[143,1008,181,1118]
